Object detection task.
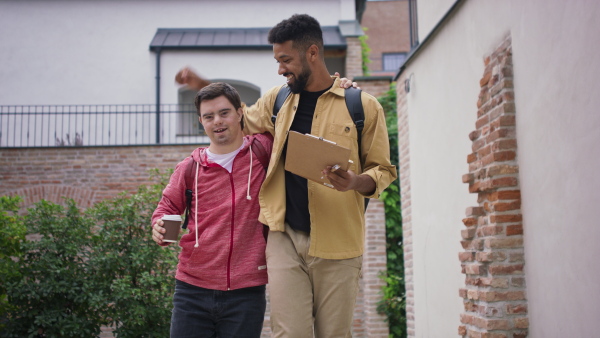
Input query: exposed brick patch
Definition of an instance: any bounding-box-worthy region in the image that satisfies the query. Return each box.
[459,36,529,337]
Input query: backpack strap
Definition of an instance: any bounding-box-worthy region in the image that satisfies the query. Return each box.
[344,87,365,161]
[344,87,370,211]
[272,84,292,125]
[182,156,196,229]
[251,136,270,171]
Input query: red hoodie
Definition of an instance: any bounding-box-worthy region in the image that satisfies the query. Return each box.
[151,133,272,291]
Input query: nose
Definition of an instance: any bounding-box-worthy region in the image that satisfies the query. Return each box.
[278,63,286,76]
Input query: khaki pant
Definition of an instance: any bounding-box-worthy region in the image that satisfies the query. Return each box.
[266,224,362,338]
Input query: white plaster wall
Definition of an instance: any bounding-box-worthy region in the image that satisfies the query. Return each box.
[0,0,348,105]
[415,0,457,42]
[404,0,600,336]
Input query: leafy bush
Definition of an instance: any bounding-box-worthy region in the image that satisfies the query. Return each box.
[0,196,27,331]
[3,199,105,337]
[377,83,407,337]
[2,169,178,337]
[87,169,178,337]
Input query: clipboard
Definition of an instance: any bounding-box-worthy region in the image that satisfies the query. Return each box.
[285,131,351,188]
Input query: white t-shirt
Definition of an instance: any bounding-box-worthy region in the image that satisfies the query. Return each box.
[206,140,246,173]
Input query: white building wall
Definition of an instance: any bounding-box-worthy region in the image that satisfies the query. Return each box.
[0,0,350,105]
[404,0,600,336]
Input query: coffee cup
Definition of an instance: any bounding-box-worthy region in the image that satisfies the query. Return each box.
[161,215,182,242]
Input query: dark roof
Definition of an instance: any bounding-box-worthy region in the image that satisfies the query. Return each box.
[149,26,347,51]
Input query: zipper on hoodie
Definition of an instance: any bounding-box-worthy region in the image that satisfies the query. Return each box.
[226,172,235,290]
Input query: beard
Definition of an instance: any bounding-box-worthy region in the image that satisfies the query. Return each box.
[287,58,311,94]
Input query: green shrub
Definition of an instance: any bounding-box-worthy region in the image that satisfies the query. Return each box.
[2,169,178,337]
[377,83,407,337]
[87,169,178,337]
[0,196,27,331]
[3,199,105,337]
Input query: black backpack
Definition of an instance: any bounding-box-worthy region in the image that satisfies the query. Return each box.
[271,85,370,210]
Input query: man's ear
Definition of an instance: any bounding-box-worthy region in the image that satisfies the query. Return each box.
[198,116,204,127]
[307,44,319,61]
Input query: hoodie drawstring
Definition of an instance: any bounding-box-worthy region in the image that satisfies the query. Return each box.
[194,161,200,248]
[247,143,253,201]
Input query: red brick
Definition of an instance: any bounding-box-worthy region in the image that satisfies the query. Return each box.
[492,200,521,212]
[462,227,477,239]
[472,138,486,152]
[476,251,507,262]
[477,144,492,158]
[506,304,527,314]
[486,164,519,178]
[462,239,484,250]
[477,225,504,237]
[479,290,526,302]
[491,139,517,152]
[459,252,475,262]
[497,190,521,200]
[493,150,516,162]
[485,237,523,249]
[466,206,486,217]
[463,217,478,227]
[513,317,529,329]
[489,213,522,224]
[488,263,524,275]
[465,264,486,275]
[476,115,490,129]
[480,70,492,87]
[467,153,478,164]
[469,130,481,141]
[511,277,526,288]
[478,276,509,288]
[506,224,523,236]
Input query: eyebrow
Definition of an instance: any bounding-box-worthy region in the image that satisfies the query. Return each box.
[201,108,230,119]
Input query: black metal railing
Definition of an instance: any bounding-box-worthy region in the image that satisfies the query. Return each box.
[0,104,208,148]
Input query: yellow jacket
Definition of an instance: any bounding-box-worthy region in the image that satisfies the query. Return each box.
[244,77,397,259]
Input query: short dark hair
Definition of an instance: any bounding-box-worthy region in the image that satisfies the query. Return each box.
[268,14,324,55]
[194,82,243,127]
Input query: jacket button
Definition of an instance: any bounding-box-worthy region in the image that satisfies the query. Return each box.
[345,126,350,132]
[293,106,297,110]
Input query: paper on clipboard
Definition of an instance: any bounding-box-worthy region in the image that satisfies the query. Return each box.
[285,131,351,188]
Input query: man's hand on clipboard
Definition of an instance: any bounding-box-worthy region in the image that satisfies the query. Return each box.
[322,166,377,195]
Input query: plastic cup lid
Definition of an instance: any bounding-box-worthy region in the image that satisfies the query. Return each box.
[162,214,182,221]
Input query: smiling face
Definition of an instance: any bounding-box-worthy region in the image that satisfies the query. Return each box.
[274,40,312,94]
[198,95,244,154]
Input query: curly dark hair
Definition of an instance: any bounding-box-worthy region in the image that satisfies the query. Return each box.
[268,14,324,56]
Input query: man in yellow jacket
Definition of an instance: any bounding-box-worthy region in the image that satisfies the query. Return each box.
[177,13,397,338]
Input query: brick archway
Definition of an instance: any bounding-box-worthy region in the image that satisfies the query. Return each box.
[7,185,97,210]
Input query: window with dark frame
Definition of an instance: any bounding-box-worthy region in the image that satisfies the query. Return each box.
[382,52,407,72]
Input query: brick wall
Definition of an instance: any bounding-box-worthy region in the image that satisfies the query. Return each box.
[459,35,529,338]
[346,36,364,80]
[360,0,411,74]
[396,72,415,336]
[0,145,197,209]
[354,78,393,98]
[0,144,389,337]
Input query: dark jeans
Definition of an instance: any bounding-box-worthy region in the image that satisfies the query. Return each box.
[170,280,266,338]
